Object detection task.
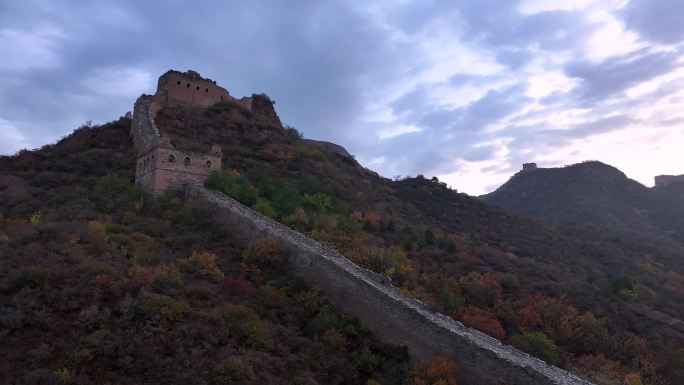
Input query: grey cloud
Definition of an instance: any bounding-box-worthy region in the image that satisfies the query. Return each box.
[417,84,531,132]
[0,0,400,149]
[2,0,684,195]
[369,84,532,177]
[565,48,681,103]
[622,0,684,45]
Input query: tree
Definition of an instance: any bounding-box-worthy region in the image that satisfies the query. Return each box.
[510,332,560,365]
[462,307,506,340]
[412,356,460,385]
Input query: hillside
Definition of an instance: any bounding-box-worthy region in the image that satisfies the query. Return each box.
[155,103,684,384]
[0,118,416,385]
[1,103,684,384]
[481,161,684,250]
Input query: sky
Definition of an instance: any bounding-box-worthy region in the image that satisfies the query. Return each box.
[1,0,684,195]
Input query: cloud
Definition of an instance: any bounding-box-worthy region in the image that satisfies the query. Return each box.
[0,119,30,155]
[1,0,684,195]
[621,0,684,45]
[565,48,682,103]
[82,68,153,98]
[0,26,65,71]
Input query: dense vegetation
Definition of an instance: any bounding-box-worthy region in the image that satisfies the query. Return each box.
[154,101,684,384]
[2,99,683,384]
[0,117,468,384]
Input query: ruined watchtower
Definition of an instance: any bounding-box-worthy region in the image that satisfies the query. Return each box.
[131,70,226,194]
[522,162,538,172]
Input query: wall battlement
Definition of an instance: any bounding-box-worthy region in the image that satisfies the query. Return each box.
[522,162,538,172]
[175,181,596,385]
[655,174,684,188]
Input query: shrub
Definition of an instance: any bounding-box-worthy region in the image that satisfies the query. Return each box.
[242,237,287,269]
[178,251,224,282]
[205,170,258,207]
[461,307,506,340]
[134,295,190,324]
[510,332,560,365]
[353,347,382,375]
[223,276,257,299]
[283,207,309,229]
[79,329,120,357]
[222,303,273,350]
[153,263,183,290]
[253,198,277,218]
[83,261,115,278]
[93,174,145,213]
[86,220,106,238]
[323,328,348,351]
[6,266,48,290]
[213,357,256,384]
[412,356,460,385]
[302,193,332,212]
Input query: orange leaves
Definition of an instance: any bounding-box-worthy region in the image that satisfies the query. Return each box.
[459,272,502,307]
[242,237,288,270]
[353,210,382,231]
[412,356,460,385]
[461,307,506,340]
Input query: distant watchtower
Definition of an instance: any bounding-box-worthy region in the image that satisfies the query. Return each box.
[655,174,684,188]
[522,162,538,172]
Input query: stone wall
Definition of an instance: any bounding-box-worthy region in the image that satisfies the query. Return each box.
[153,70,230,114]
[175,181,595,385]
[130,95,160,155]
[655,174,684,188]
[522,162,538,172]
[238,94,282,126]
[136,145,221,194]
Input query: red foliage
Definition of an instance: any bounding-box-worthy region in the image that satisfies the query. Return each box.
[461,307,506,340]
[459,272,502,307]
[412,356,460,385]
[222,276,257,299]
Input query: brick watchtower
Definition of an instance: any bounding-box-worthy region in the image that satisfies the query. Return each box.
[130,70,226,194]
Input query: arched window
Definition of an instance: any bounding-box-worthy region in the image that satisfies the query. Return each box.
[206,160,212,168]
[168,154,176,163]
[177,80,181,85]
[196,86,200,90]
[186,83,190,88]
[184,157,191,166]
[205,88,209,93]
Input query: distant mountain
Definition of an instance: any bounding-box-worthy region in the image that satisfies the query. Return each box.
[482,161,684,250]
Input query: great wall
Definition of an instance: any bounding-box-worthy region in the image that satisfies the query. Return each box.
[131,70,596,385]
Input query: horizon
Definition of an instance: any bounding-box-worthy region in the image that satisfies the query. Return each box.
[2,0,684,194]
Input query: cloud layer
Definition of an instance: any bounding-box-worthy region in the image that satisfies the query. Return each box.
[1,0,683,194]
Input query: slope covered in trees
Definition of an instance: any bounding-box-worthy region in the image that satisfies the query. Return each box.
[2,100,684,384]
[152,102,684,384]
[0,117,425,385]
